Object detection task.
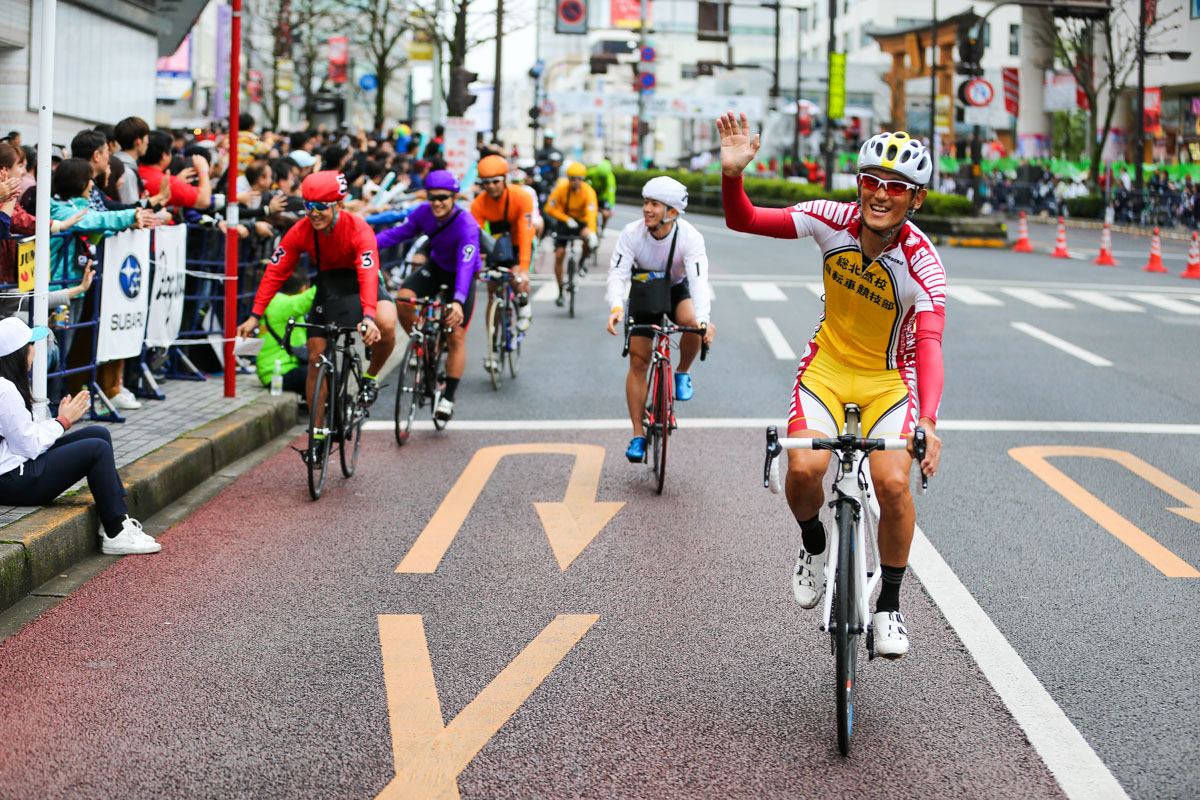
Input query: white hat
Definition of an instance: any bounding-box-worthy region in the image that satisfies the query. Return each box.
[0,317,49,358]
[288,150,317,168]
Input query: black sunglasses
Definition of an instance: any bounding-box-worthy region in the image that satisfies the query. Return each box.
[428,193,455,202]
[480,177,505,185]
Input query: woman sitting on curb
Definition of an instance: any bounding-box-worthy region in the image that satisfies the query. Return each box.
[0,317,160,555]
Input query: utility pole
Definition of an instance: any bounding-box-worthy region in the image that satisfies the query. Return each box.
[771,2,781,109]
[493,0,503,135]
[793,7,801,163]
[636,0,648,168]
[1134,0,1146,194]
[431,0,444,127]
[929,0,938,191]
[822,0,835,189]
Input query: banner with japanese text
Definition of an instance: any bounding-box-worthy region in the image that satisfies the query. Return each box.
[145,225,187,348]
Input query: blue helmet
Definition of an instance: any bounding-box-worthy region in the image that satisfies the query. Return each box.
[424,169,460,193]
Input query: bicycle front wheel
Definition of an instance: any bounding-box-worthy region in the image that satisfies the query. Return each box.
[339,357,364,478]
[307,361,334,500]
[394,340,420,446]
[833,500,860,756]
[431,338,449,431]
[653,360,670,494]
[488,299,504,390]
[506,302,521,378]
[567,255,577,318]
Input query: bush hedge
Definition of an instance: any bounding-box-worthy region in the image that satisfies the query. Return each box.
[1064,194,1104,219]
[612,167,975,217]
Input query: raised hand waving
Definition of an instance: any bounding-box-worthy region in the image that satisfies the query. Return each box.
[716,112,761,177]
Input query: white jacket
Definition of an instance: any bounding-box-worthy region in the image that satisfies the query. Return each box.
[0,378,66,476]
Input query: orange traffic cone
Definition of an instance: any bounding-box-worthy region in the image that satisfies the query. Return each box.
[1142,227,1167,273]
[1181,232,1200,279]
[1094,223,1118,266]
[1013,212,1034,253]
[1051,217,1070,258]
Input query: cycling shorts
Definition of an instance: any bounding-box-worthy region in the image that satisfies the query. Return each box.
[402,265,477,331]
[629,279,692,339]
[308,269,377,336]
[554,219,588,248]
[788,344,916,440]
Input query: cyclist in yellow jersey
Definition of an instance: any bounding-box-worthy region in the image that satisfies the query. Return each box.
[719,112,945,659]
[544,161,599,306]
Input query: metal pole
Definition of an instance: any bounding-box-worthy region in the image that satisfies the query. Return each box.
[1134,0,1145,194]
[822,0,835,189]
[432,0,444,128]
[929,0,938,191]
[493,0,503,135]
[225,0,242,398]
[772,2,781,110]
[636,0,648,168]
[793,7,801,164]
[531,0,541,156]
[31,0,55,417]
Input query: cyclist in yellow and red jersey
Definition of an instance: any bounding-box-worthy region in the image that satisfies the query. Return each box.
[544,161,598,306]
[719,113,945,659]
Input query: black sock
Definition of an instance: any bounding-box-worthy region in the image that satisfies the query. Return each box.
[798,515,826,555]
[876,565,906,613]
[443,377,460,401]
[102,516,125,538]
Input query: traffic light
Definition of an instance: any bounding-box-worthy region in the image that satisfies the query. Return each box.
[956,25,984,76]
[449,67,478,115]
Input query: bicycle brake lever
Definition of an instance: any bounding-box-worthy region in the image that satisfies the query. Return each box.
[700,323,709,361]
[912,427,929,492]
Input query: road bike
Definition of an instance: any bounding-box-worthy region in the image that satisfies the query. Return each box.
[284,319,371,501]
[762,409,926,755]
[393,290,452,445]
[559,234,584,318]
[481,266,525,390]
[623,316,708,494]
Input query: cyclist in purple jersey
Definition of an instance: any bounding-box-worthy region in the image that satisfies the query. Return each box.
[377,170,482,422]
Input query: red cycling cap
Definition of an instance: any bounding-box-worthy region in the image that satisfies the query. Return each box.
[301,170,349,203]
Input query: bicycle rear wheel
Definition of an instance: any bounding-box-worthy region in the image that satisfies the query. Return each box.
[394,340,421,446]
[833,500,860,756]
[307,361,334,500]
[430,334,449,431]
[339,356,364,478]
[488,299,504,390]
[653,360,670,494]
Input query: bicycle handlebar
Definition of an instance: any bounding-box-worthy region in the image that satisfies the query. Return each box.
[762,425,922,495]
[283,317,365,357]
[621,321,709,361]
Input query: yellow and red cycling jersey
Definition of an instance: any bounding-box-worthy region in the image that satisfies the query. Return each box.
[544,178,598,234]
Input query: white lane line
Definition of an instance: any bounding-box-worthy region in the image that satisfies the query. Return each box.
[362,418,1200,433]
[1001,288,1074,309]
[946,286,1005,306]
[741,282,788,301]
[1064,290,1144,312]
[1011,322,1113,367]
[805,282,824,298]
[1125,292,1200,315]
[907,525,1131,800]
[755,317,797,360]
[531,282,559,302]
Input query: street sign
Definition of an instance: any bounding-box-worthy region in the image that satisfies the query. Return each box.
[963,78,994,107]
[555,0,588,34]
[531,59,546,78]
[639,72,656,91]
[359,73,378,91]
[827,52,846,119]
[641,46,656,62]
[540,100,556,116]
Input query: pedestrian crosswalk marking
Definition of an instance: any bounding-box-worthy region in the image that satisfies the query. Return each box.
[756,317,797,360]
[1064,291,1144,312]
[1001,288,1074,309]
[946,286,1005,306]
[532,283,559,302]
[741,282,787,301]
[804,282,824,298]
[1125,293,1200,315]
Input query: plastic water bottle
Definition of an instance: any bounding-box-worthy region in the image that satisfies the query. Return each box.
[270,359,283,396]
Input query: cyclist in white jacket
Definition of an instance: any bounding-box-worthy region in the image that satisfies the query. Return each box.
[605,176,716,462]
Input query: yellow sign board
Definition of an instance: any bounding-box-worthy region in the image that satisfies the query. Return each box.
[16,237,35,293]
[828,52,846,120]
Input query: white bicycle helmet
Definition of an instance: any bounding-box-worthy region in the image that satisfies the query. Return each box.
[858,131,933,187]
[641,176,688,212]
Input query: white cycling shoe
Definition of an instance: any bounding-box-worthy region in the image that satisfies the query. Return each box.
[872,611,910,659]
[792,548,826,609]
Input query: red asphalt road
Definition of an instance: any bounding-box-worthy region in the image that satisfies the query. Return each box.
[0,429,1064,799]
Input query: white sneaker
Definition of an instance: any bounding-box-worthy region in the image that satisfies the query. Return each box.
[108,391,141,410]
[872,611,909,659]
[517,304,533,331]
[434,397,455,422]
[101,518,162,555]
[483,357,499,372]
[792,547,826,609]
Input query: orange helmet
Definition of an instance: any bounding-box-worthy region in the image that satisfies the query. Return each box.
[477,155,509,179]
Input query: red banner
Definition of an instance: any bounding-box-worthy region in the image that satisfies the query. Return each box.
[1002,67,1019,116]
[1075,56,1092,111]
[1144,87,1162,133]
[329,36,348,84]
[611,0,649,29]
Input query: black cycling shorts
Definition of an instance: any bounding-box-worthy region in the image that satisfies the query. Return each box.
[308,269,375,337]
[402,265,477,331]
[553,219,587,249]
[629,279,692,339]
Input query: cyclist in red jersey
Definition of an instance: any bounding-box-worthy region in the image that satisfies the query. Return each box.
[236,171,398,423]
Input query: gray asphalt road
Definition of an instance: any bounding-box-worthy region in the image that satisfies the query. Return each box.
[2,201,1199,799]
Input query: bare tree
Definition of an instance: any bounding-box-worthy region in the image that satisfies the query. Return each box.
[289,0,343,126]
[1045,0,1180,187]
[343,0,411,130]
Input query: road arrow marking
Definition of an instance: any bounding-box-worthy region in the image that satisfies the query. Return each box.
[396,444,625,573]
[376,614,599,800]
[1009,446,1200,578]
